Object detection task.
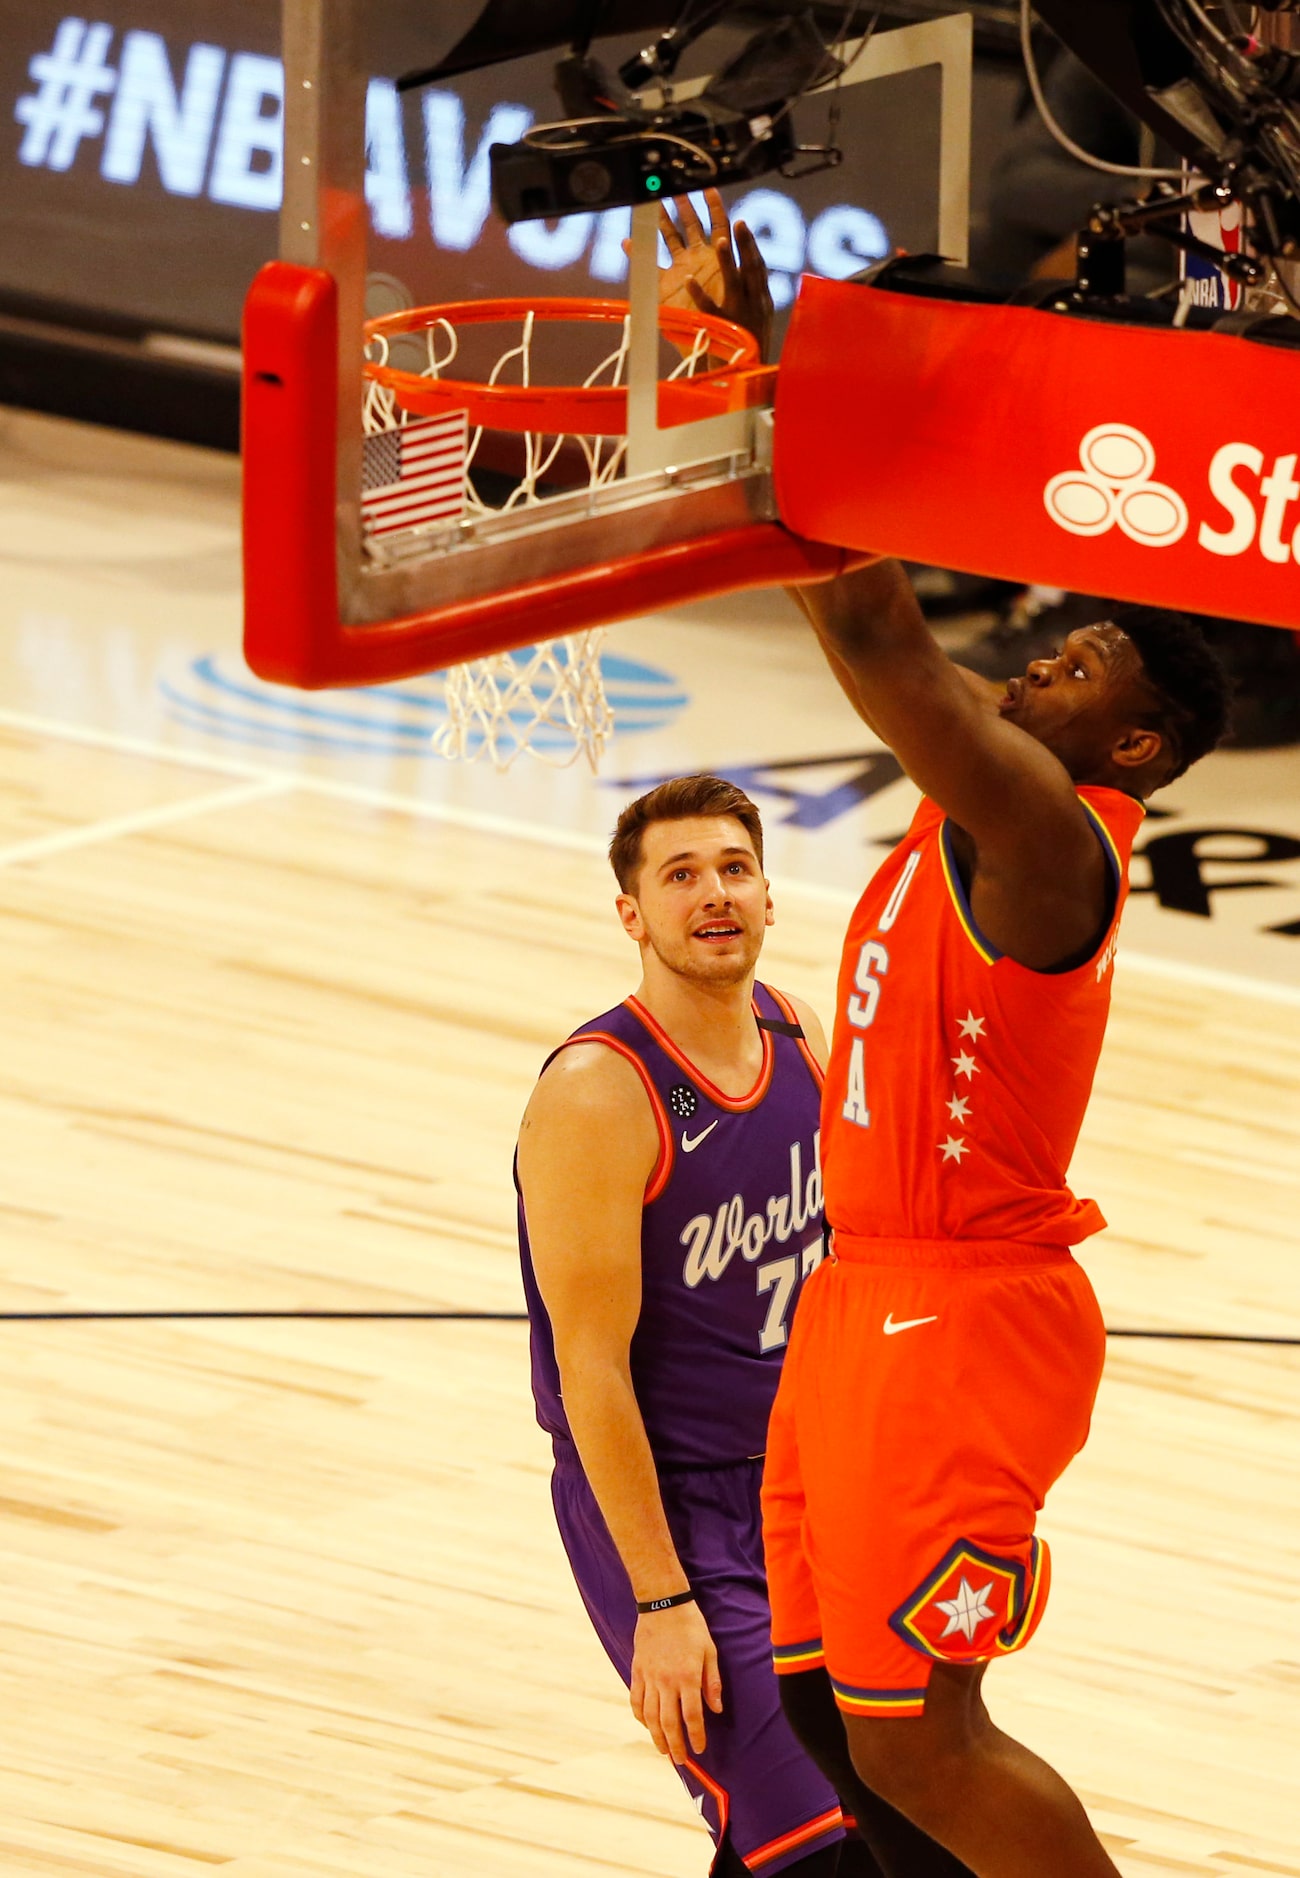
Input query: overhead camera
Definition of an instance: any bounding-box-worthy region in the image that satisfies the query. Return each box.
[399,4,848,224]
[491,10,845,223]
[490,109,797,224]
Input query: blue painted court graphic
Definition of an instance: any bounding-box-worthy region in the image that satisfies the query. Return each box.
[159,650,689,756]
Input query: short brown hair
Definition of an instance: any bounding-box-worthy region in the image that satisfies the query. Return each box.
[609,774,765,892]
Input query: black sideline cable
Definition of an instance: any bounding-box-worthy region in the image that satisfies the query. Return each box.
[0,1310,1293,1345]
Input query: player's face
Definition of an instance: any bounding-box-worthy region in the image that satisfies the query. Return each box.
[996,624,1165,781]
[618,816,774,985]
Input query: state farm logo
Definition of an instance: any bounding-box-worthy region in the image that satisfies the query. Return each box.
[1044,423,1189,547]
[1045,422,1300,566]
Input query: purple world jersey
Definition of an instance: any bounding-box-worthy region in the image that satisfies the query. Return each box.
[518,983,826,1469]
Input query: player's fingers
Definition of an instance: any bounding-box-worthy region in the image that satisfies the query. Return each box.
[661,1689,692,1764]
[675,190,708,244]
[704,185,731,247]
[734,220,770,294]
[713,230,742,298]
[685,276,718,315]
[704,1644,724,1713]
[680,1681,708,1756]
[735,222,774,340]
[658,203,685,253]
[641,1686,672,1758]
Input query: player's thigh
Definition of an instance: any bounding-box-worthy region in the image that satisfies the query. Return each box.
[667,1466,846,1869]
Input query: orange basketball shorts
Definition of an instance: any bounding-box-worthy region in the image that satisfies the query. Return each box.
[761,1235,1107,1718]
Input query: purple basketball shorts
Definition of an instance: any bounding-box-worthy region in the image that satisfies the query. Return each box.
[551,1447,845,1875]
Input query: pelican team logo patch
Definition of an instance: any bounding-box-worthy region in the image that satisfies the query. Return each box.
[889,1537,1049,1664]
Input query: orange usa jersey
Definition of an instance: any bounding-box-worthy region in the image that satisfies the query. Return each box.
[822,786,1145,1247]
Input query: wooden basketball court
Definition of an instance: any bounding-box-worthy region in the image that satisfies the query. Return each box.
[0,408,1296,1876]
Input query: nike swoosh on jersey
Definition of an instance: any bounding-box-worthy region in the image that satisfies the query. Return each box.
[882,1312,939,1336]
[681,1122,719,1152]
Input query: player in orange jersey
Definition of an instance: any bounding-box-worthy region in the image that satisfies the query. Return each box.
[762,565,1230,1878]
[651,187,1231,1877]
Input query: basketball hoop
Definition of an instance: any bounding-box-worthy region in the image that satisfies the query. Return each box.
[361,297,772,771]
[363,297,772,437]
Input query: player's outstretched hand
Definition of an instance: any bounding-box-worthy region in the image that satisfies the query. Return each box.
[623,186,774,360]
[630,1600,724,1762]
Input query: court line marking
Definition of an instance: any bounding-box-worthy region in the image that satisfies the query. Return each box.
[0,706,272,781]
[0,775,294,869]
[1115,949,1300,1009]
[0,706,1297,1009]
[302,772,612,854]
[0,1311,1293,1343]
[0,707,608,856]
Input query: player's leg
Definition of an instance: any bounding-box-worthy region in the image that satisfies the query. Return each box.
[761,1330,947,1878]
[551,1445,853,1875]
[779,1247,1114,1878]
[842,1662,1121,1878]
[667,1458,851,1876]
[779,1667,976,1878]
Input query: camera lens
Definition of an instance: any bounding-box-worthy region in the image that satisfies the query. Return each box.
[569,158,613,205]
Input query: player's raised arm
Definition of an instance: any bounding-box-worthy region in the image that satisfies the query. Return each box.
[795,561,1085,836]
[517,1043,724,1765]
[794,559,1134,970]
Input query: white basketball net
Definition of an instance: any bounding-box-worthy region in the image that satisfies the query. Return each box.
[431,632,614,772]
[362,307,731,772]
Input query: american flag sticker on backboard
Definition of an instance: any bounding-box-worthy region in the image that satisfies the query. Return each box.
[361,412,468,540]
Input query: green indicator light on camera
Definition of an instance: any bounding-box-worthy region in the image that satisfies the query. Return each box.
[645,174,662,193]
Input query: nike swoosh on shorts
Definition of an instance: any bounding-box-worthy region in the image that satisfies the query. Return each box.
[882,1312,939,1336]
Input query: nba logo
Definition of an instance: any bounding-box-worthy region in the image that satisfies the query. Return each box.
[1182,193,1247,313]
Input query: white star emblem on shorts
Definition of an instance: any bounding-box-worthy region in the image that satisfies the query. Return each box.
[935,1576,996,1642]
[939,1135,969,1163]
[946,1094,971,1124]
[957,1012,986,1040]
[952,1052,979,1080]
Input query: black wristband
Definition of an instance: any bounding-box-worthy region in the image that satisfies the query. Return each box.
[636,1589,696,1615]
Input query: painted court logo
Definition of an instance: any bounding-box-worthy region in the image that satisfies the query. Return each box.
[1044,422,1189,548]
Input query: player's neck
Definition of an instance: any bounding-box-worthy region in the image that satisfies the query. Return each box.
[633,962,764,1096]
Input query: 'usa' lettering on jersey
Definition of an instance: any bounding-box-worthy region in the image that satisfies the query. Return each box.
[823,787,1144,1249]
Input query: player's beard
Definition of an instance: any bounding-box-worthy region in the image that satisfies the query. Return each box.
[642,918,763,988]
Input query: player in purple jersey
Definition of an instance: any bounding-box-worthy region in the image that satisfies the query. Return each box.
[517,775,970,1878]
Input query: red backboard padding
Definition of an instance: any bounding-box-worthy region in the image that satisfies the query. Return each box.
[241,261,845,688]
[776,276,1300,631]
[242,263,340,687]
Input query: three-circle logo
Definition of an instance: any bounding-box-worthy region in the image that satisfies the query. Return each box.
[1043,423,1189,548]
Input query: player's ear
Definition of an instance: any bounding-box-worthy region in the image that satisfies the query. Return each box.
[1111,724,1164,771]
[616,892,646,941]
[764,883,775,928]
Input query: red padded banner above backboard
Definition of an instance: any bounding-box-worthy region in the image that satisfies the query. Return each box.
[775,278,1300,630]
